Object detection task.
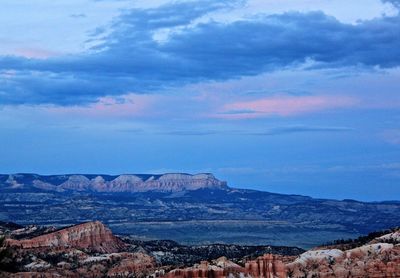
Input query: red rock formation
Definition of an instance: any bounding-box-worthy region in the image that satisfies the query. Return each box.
[164,254,286,278]
[163,260,228,278]
[107,252,156,277]
[245,254,286,278]
[6,221,126,253]
[286,243,400,277]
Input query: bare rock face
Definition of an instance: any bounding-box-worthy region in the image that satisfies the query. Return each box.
[164,254,286,278]
[60,173,227,193]
[244,254,286,278]
[7,221,126,253]
[286,242,400,277]
[163,260,229,278]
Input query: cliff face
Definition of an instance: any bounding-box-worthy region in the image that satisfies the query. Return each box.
[7,221,126,253]
[245,254,286,278]
[1,173,228,193]
[164,255,286,278]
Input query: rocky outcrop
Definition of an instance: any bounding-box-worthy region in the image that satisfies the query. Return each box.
[372,230,400,244]
[106,252,156,277]
[0,173,228,193]
[244,254,286,278]
[286,242,400,277]
[164,255,286,278]
[163,259,234,278]
[7,252,157,278]
[6,221,126,253]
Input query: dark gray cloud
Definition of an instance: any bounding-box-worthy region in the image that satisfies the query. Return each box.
[1,0,400,105]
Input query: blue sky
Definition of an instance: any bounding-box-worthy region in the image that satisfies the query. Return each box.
[1,0,400,201]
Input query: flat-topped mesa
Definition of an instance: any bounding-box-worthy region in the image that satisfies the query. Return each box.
[1,173,228,193]
[140,173,228,192]
[6,221,126,253]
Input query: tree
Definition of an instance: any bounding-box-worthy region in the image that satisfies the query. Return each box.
[0,236,16,272]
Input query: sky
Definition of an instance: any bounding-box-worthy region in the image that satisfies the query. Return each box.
[0,0,400,201]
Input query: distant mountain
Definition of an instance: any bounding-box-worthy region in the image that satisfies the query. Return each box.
[0,173,399,248]
[0,173,227,193]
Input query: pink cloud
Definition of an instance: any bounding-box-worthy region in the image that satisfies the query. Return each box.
[44,92,359,121]
[14,47,59,59]
[216,95,358,119]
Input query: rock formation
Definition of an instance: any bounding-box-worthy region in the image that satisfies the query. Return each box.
[6,221,126,253]
[286,240,400,277]
[0,173,228,193]
[163,259,236,278]
[244,254,286,278]
[164,255,286,278]
[106,252,156,277]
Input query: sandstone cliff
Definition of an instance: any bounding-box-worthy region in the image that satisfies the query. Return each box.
[7,221,126,253]
[164,254,286,278]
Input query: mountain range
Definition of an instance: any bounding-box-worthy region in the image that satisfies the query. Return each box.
[1,173,399,248]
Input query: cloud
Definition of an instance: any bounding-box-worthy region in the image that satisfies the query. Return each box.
[153,125,352,136]
[70,13,87,18]
[216,95,357,119]
[161,130,218,136]
[11,48,58,59]
[46,94,158,118]
[249,126,353,136]
[0,1,400,105]
[219,109,258,115]
[383,0,400,8]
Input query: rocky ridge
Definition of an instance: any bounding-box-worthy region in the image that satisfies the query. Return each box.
[6,221,126,253]
[0,173,227,193]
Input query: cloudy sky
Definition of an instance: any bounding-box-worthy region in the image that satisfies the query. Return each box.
[1,0,400,201]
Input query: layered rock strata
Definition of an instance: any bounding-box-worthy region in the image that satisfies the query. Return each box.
[7,221,126,253]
